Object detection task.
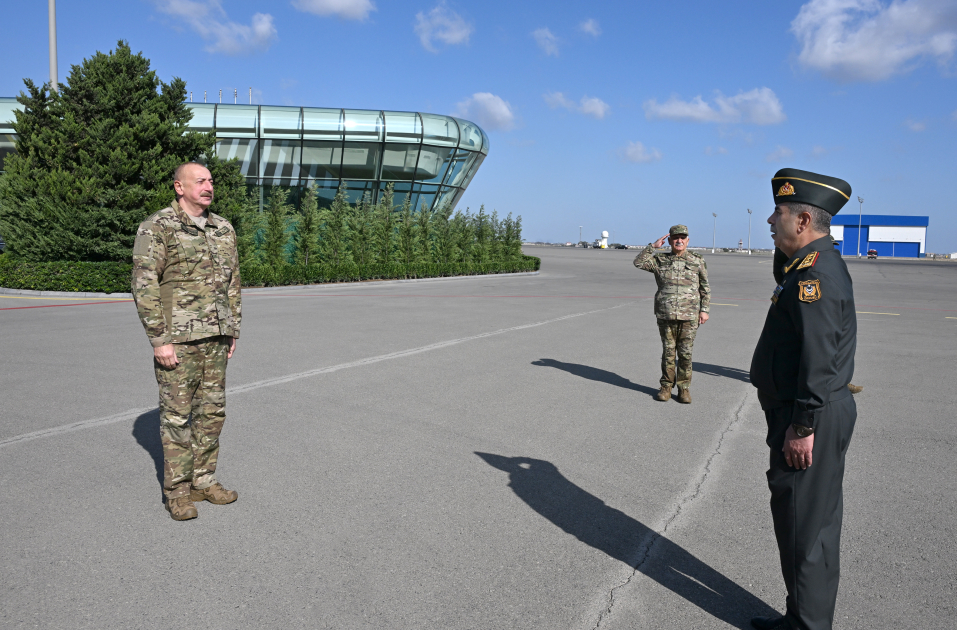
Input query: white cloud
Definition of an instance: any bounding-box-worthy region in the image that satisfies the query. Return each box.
[621,141,662,163]
[454,93,515,131]
[154,1,277,55]
[291,0,375,20]
[543,92,610,119]
[533,27,560,56]
[811,145,829,157]
[644,88,786,125]
[766,145,795,163]
[704,146,729,155]
[580,18,601,37]
[791,0,957,82]
[904,118,927,131]
[415,4,473,52]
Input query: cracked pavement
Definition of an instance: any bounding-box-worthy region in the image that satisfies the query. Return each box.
[1,248,954,629]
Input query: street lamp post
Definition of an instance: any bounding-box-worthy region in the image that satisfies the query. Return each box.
[712,213,717,253]
[48,0,58,92]
[857,196,864,258]
[579,226,582,246]
[747,208,752,255]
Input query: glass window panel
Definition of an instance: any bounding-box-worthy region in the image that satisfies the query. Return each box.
[260,106,302,139]
[443,149,474,187]
[214,105,258,138]
[302,180,341,210]
[480,128,490,155]
[411,184,439,214]
[214,138,259,179]
[343,180,376,205]
[262,183,301,212]
[302,140,342,179]
[384,111,422,143]
[343,110,383,142]
[260,139,301,183]
[186,103,215,132]
[340,142,380,179]
[0,134,16,172]
[454,117,483,152]
[450,188,466,210]
[303,108,343,141]
[416,145,456,184]
[435,186,457,212]
[460,153,485,189]
[421,114,458,147]
[379,182,412,211]
[381,143,419,181]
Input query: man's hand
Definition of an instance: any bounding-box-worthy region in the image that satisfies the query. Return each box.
[653,234,669,248]
[154,344,179,369]
[228,337,237,359]
[783,425,814,469]
[698,312,709,325]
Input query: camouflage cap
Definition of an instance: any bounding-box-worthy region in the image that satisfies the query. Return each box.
[669,225,689,236]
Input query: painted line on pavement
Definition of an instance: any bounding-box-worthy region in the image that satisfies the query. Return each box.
[709,303,739,306]
[0,301,634,450]
[857,311,899,315]
[0,299,132,311]
[0,295,131,301]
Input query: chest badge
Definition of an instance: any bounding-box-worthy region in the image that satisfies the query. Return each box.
[798,279,821,303]
[797,251,819,270]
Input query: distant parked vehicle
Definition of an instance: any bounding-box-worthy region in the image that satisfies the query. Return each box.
[867,249,878,259]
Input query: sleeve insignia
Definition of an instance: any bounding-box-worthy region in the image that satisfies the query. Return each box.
[784,257,800,273]
[797,251,819,270]
[798,279,821,303]
[776,182,796,196]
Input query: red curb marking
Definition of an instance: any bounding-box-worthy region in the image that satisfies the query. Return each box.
[0,300,131,311]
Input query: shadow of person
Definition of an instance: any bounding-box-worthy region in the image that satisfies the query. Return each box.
[693,362,751,383]
[474,452,776,628]
[132,408,163,498]
[531,359,659,397]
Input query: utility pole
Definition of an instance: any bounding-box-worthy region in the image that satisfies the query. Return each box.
[249,87,252,104]
[233,88,237,104]
[712,212,717,253]
[48,0,58,92]
[857,196,864,258]
[579,226,582,245]
[747,208,752,255]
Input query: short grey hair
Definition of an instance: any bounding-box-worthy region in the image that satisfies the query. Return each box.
[783,202,831,234]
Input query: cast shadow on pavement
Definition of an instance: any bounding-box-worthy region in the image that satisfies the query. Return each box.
[531,359,659,397]
[693,362,751,383]
[132,409,164,498]
[475,453,776,629]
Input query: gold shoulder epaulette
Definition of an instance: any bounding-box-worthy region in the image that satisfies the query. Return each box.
[797,251,819,270]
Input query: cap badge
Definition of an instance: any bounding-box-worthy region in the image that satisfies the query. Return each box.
[798,279,821,303]
[777,182,796,196]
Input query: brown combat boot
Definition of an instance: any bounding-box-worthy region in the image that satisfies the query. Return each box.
[165,496,198,521]
[848,383,863,394]
[656,386,672,401]
[677,388,692,404]
[190,482,238,505]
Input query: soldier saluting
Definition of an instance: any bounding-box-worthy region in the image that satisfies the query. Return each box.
[634,225,711,403]
[749,168,858,630]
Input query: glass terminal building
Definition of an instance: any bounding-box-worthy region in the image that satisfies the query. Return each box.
[0,98,490,212]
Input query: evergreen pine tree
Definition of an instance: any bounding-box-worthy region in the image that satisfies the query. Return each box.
[0,40,244,262]
[320,182,352,265]
[414,200,434,262]
[432,202,456,264]
[473,205,491,263]
[452,208,475,264]
[372,184,396,265]
[350,193,375,267]
[396,195,416,266]
[232,186,263,265]
[262,187,293,267]
[292,183,320,266]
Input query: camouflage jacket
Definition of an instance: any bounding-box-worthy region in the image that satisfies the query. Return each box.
[132,201,241,347]
[633,244,711,320]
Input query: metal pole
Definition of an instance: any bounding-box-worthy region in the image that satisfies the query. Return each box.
[234,88,237,104]
[747,208,752,255]
[712,213,717,253]
[48,0,58,92]
[857,196,864,257]
[579,226,582,244]
[249,87,252,104]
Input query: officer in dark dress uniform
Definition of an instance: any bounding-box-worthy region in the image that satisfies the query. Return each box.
[749,168,858,630]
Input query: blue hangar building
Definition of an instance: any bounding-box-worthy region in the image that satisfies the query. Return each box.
[830,214,929,258]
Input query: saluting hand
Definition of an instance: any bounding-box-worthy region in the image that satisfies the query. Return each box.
[653,234,669,248]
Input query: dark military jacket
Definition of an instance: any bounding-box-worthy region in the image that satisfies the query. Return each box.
[132,200,242,347]
[634,244,711,320]
[750,236,856,429]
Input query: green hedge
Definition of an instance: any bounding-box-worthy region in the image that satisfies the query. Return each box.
[0,255,540,293]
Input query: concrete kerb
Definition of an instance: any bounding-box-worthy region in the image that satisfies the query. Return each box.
[0,270,540,299]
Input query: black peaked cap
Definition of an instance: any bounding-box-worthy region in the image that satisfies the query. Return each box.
[771,168,852,216]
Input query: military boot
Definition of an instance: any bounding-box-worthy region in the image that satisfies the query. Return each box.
[656,386,672,401]
[677,388,692,404]
[165,496,198,521]
[190,482,238,505]
[848,383,863,394]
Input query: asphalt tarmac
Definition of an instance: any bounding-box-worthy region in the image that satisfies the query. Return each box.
[1,247,954,629]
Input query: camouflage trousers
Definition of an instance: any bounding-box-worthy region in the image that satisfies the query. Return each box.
[153,336,230,500]
[657,319,698,390]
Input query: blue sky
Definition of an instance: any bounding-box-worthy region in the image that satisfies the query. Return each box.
[2,1,956,251]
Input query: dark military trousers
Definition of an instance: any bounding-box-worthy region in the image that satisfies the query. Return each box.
[764,392,856,630]
[657,319,698,390]
[154,336,230,500]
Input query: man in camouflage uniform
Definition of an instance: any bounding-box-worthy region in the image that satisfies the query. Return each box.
[633,225,711,403]
[132,162,242,521]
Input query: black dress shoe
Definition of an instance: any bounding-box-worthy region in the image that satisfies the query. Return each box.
[751,615,789,630]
